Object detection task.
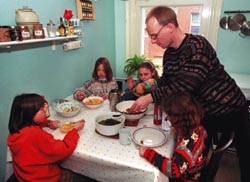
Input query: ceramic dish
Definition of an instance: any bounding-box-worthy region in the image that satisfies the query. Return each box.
[82,96,104,109]
[95,112,125,136]
[53,100,81,118]
[115,100,147,121]
[132,127,167,147]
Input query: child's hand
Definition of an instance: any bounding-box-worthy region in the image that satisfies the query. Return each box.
[98,93,108,100]
[139,146,148,156]
[75,91,86,101]
[74,119,85,131]
[126,77,135,90]
[49,120,60,129]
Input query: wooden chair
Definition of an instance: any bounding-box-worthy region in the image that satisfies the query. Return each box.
[199,131,235,182]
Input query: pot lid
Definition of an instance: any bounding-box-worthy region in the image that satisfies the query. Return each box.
[228,13,246,31]
[219,16,231,29]
[240,21,250,36]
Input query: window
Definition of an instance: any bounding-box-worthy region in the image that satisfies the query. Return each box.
[126,0,223,69]
[190,12,201,34]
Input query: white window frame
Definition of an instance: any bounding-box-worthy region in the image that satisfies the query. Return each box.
[125,0,223,58]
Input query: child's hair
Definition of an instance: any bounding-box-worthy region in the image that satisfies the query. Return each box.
[92,57,113,82]
[138,60,159,79]
[160,91,204,135]
[8,93,44,134]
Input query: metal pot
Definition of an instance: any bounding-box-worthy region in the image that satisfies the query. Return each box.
[240,21,250,37]
[228,13,246,31]
[219,15,231,29]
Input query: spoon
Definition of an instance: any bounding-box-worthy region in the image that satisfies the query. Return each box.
[112,114,122,117]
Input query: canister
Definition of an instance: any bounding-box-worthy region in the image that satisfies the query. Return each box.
[33,23,45,39]
[9,26,22,41]
[19,26,31,40]
[47,20,56,38]
[0,26,11,42]
[108,89,122,112]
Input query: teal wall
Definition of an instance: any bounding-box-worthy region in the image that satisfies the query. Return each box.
[0,0,126,180]
[217,0,250,74]
[1,0,250,180]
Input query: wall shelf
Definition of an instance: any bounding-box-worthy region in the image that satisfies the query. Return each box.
[76,0,95,20]
[0,35,81,48]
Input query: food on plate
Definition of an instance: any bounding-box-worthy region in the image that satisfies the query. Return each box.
[71,106,78,111]
[63,107,71,113]
[60,122,75,133]
[126,108,140,114]
[98,118,121,126]
[84,98,103,105]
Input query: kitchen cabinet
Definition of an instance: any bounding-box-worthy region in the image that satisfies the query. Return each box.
[76,0,95,20]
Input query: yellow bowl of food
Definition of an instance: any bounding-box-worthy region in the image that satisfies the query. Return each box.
[82,96,104,109]
[60,122,75,133]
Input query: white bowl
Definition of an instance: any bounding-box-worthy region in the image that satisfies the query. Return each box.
[82,96,104,109]
[115,100,147,121]
[54,100,81,118]
[95,112,125,136]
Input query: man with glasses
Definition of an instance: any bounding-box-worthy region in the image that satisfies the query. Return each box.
[131,6,250,182]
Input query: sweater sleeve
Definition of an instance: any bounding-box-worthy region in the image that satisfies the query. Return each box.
[36,128,80,163]
[142,127,207,180]
[73,80,93,99]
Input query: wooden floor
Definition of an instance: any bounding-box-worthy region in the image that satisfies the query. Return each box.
[214,149,241,182]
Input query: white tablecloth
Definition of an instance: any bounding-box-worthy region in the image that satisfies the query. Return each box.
[7,96,174,182]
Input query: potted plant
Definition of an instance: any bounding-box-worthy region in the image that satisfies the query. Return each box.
[123,54,146,78]
[124,54,159,78]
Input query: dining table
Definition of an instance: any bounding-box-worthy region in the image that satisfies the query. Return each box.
[6,95,174,182]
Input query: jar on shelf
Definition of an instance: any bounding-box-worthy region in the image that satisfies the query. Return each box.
[33,23,45,39]
[19,26,31,40]
[9,26,22,41]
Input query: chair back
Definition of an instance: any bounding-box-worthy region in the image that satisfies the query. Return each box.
[199,131,234,182]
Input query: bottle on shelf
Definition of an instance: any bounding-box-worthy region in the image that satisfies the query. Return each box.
[68,20,74,36]
[58,17,66,36]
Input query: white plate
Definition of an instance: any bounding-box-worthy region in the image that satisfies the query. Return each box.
[132,127,167,147]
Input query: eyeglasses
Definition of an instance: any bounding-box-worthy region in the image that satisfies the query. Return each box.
[148,25,165,40]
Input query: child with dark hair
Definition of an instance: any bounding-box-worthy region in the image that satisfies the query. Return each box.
[139,92,207,182]
[123,60,159,100]
[74,57,117,100]
[7,93,84,182]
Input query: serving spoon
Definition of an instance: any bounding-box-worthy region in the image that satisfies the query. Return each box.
[112,114,122,117]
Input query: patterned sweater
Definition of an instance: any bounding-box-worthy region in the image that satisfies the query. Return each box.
[74,78,117,98]
[152,34,246,117]
[143,125,207,182]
